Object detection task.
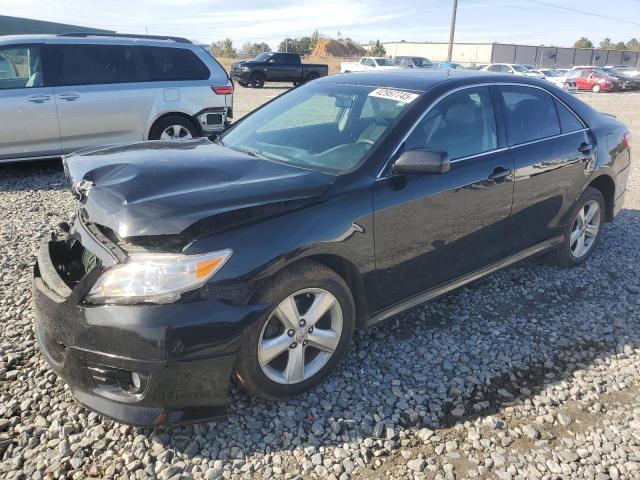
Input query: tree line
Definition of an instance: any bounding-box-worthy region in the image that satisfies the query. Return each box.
[573,37,639,51]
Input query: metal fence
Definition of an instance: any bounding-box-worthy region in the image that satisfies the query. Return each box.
[491,43,640,68]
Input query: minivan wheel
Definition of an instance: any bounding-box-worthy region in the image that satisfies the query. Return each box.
[149,115,199,140]
[235,260,355,399]
[249,73,265,88]
[592,84,601,93]
[549,187,604,266]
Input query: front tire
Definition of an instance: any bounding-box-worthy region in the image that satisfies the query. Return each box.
[549,187,604,267]
[592,84,601,93]
[249,72,265,88]
[235,261,355,399]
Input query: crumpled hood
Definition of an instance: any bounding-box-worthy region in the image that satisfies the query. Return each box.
[63,139,335,238]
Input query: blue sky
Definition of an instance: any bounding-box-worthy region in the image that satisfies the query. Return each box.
[2,0,639,49]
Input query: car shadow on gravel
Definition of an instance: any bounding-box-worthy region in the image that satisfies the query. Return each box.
[0,160,66,193]
[124,209,640,463]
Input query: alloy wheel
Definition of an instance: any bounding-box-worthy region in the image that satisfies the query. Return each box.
[570,199,601,259]
[160,125,193,140]
[258,288,343,384]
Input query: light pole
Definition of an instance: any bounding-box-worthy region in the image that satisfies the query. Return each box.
[447,0,459,62]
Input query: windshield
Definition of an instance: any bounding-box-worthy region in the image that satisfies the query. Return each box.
[542,70,561,77]
[375,58,394,66]
[254,52,273,61]
[412,57,433,67]
[220,83,419,174]
[512,65,529,73]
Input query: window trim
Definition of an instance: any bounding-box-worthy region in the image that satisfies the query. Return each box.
[377,82,588,179]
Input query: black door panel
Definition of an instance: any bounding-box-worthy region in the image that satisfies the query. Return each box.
[372,149,514,309]
[509,131,592,250]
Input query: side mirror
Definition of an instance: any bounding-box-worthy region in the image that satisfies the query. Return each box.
[392,149,450,175]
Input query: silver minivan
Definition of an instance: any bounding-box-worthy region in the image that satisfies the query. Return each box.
[0,33,233,163]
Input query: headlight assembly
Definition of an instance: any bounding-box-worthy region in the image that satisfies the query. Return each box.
[86,249,232,305]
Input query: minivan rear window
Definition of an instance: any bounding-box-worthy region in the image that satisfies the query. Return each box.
[52,45,140,86]
[140,46,210,81]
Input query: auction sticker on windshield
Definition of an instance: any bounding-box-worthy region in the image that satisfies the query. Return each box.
[368,88,419,103]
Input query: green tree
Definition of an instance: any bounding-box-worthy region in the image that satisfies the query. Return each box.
[310,29,320,50]
[573,37,593,48]
[221,38,237,58]
[614,41,626,50]
[626,38,639,51]
[599,37,613,49]
[209,40,224,56]
[370,40,386,57]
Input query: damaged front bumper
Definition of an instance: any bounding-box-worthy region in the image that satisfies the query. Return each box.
[32,231,268,426]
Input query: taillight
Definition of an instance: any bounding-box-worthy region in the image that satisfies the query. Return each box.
[212,85,233,95]
[624,132,632,149]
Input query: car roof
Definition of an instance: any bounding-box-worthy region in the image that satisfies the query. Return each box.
[0,34,195,48]
[314,69,551,92]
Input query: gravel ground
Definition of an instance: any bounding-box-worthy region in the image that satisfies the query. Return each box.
[0,89,639,480]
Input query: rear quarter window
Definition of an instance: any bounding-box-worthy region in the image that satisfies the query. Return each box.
[140,46,210,81]
[555,100,584,133]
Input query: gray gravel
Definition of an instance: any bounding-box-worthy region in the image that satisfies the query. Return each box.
[0,90,639,479]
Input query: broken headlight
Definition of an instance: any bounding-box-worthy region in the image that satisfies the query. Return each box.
[86,249,232,304]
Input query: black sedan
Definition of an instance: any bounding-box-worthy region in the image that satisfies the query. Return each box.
[33,70,631,426]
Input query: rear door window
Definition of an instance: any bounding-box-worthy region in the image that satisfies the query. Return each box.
[52,44,140,86]
[404,86,498,160]
[499,85,561,145]
[0,46,43,89]
[140,46,210,81]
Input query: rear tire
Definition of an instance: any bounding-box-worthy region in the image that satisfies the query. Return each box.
[305,72,320,83]
[549,187,605,267]
[148,115,199,140]
[249,72,265,88]
[235,260,355,399]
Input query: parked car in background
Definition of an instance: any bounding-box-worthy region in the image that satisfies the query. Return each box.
[531,69,578,93]
[481,63,545,79]
[0,33,233,163]
[599,67,640,90]
[567,68,618,93]
[521,64,537,71]
[340,57,398,73]
[393,56,435,68]
[436,61,464,69]
[614,66,639,78]
[34,69,631,426]
[230,52,328,88]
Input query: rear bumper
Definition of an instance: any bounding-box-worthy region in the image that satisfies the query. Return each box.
[33,238,269,426]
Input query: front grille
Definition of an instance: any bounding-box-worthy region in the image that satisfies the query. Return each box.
[50,238,97,289]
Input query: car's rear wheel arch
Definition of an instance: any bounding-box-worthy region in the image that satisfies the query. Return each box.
[148,112,203,140]
[588,174,615,222]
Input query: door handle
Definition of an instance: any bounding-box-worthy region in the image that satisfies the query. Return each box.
[488,167,512,183]
[578,142,594,154]
[27,94,51,103]
[58,92,80,101]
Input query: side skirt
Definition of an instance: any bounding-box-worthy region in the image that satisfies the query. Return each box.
[366,235,564,328]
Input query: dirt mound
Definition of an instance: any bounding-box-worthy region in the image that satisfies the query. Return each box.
[310,38,365,58]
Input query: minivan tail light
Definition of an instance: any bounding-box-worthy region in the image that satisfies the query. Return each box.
[212,85,233,95]
[624,132,632,149]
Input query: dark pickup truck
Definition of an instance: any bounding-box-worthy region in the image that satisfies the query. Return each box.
[231,52,328,88]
